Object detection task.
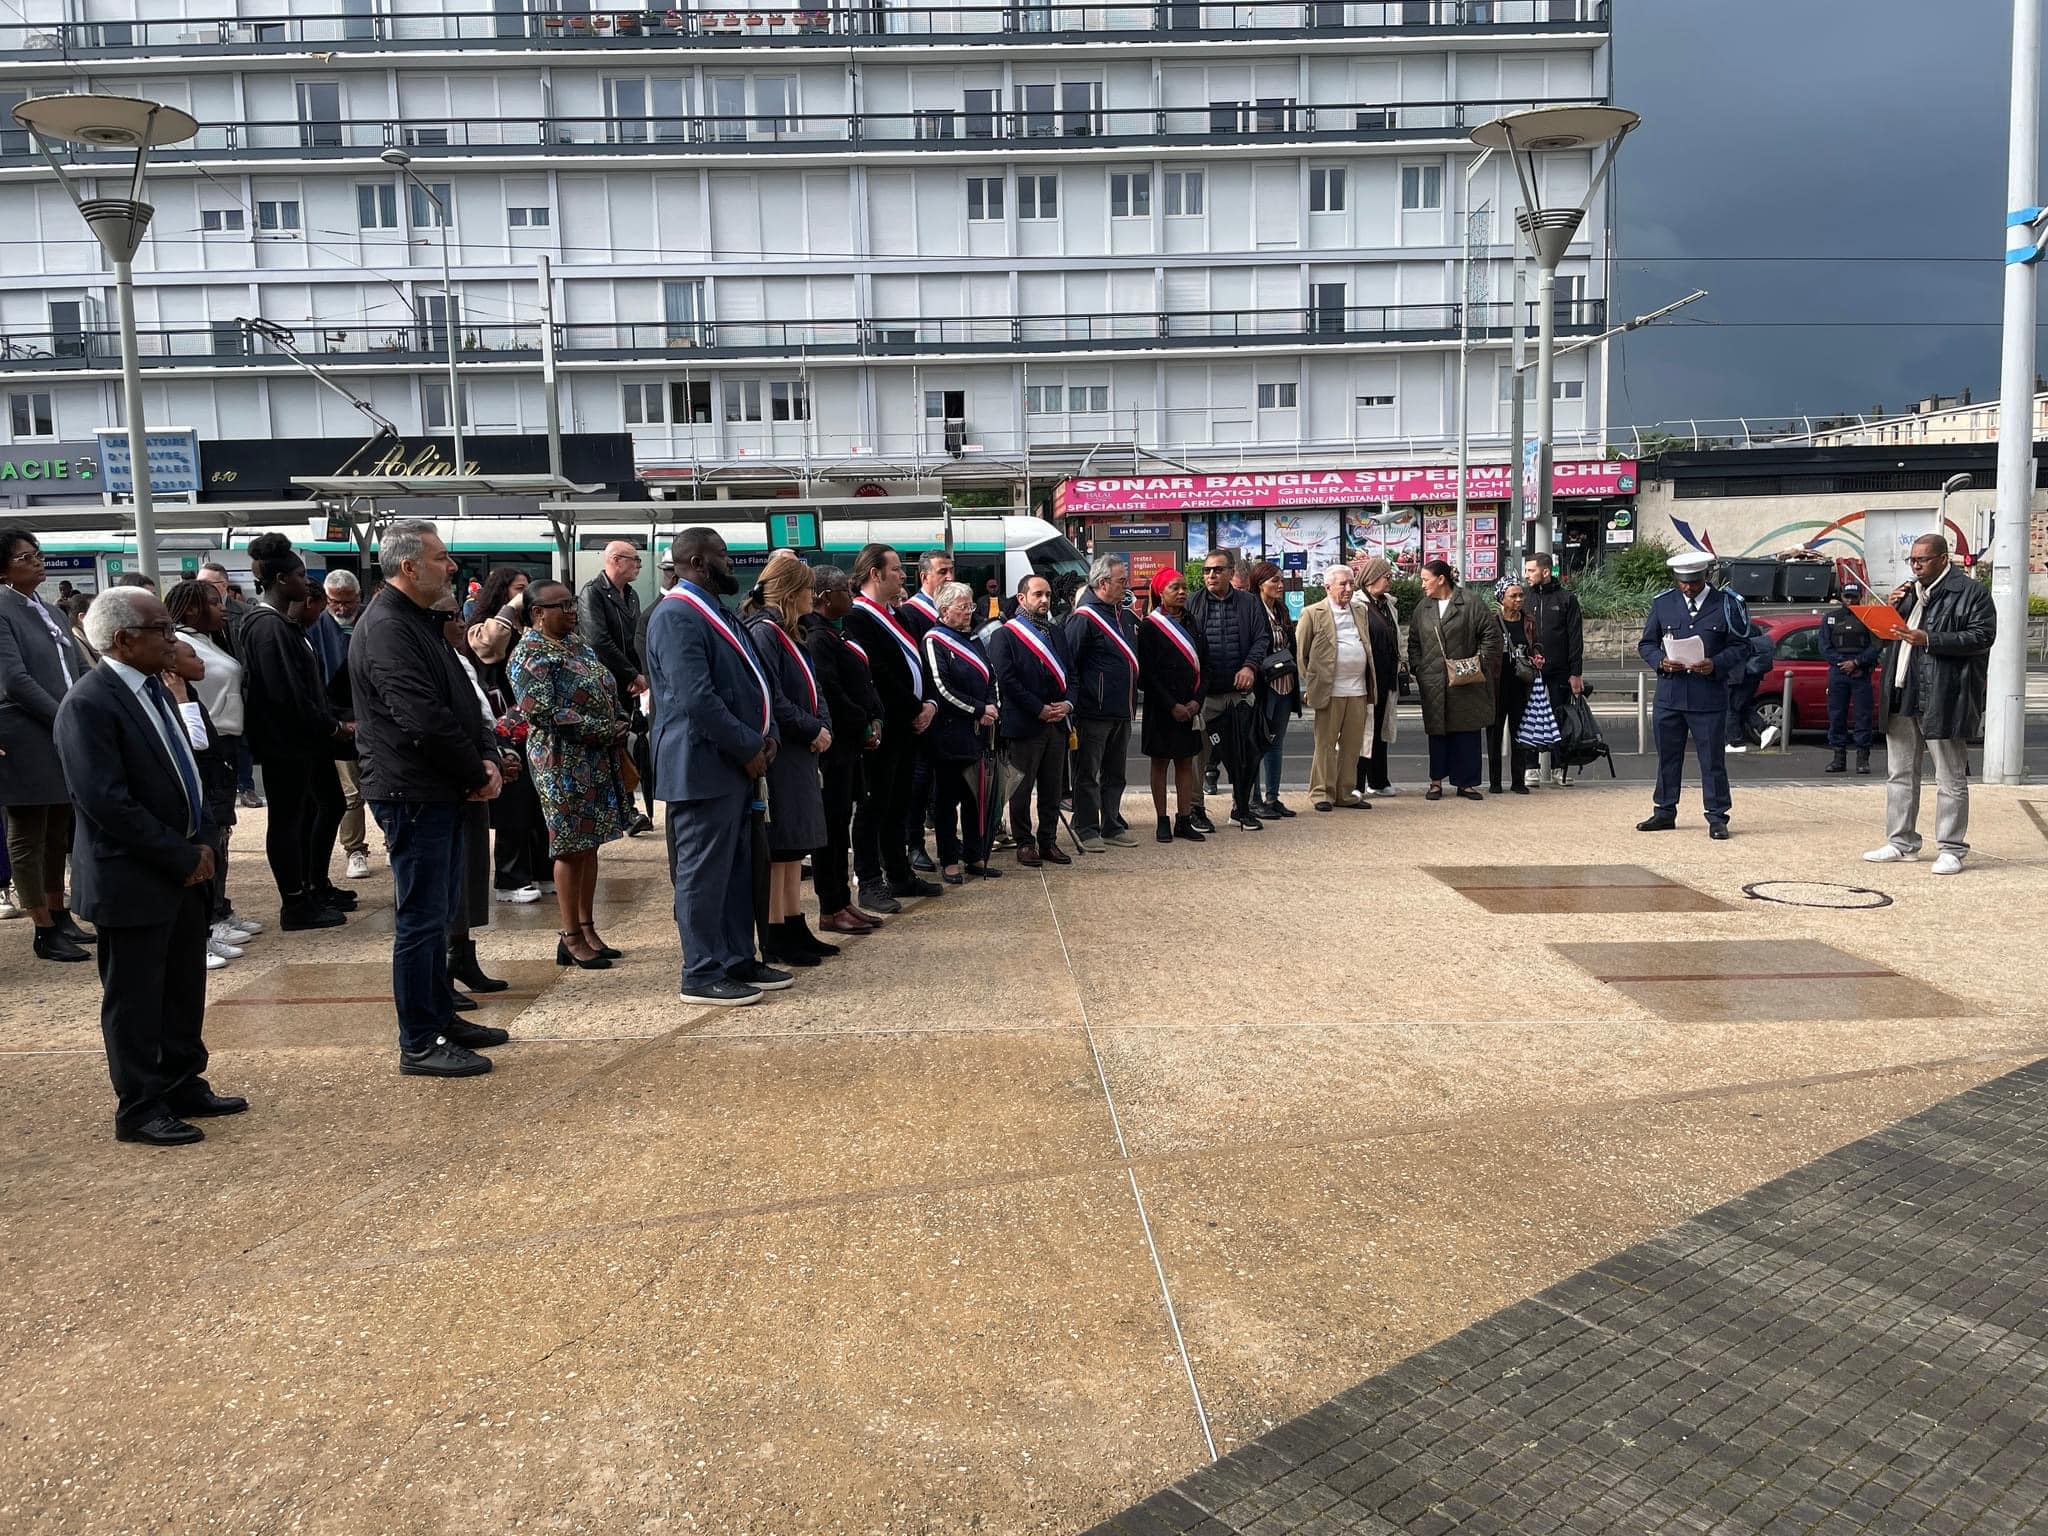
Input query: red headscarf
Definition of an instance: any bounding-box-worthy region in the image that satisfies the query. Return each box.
[1150,566,1181,603]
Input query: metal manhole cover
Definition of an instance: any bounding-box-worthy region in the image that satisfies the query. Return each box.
[1742,881,1894,910]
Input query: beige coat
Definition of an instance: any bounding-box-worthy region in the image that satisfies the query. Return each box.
[1296,596,1379,712]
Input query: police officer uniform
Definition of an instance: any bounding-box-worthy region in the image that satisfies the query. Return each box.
[1636,549,1747,838]
[1818,596,1879,774]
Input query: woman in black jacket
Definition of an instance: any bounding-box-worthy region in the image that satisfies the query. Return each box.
[1489,582,1534,795]
[1137,568,1209,844]
[920,581,1002,884]
[1248,561,1301,819]
[1354,557,1405,798]
[802,565,886,936]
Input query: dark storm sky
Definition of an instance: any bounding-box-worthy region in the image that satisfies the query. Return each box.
[1609,0,2048,432]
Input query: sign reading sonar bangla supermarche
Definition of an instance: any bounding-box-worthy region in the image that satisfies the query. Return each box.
[1055,460,1638,517]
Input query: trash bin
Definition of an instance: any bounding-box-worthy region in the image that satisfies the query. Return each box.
[1719,558,1782,602]
[1780,562,1833,601]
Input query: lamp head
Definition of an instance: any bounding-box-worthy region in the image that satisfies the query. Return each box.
[379,147,411,168]
[1942,473,1973,496]
[12,93,198,149]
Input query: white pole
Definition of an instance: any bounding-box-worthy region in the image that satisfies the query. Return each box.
[537,252,563,482]
[1510,245,1527,559]
[1533,257,1558,562]
[1987,0,2041,784]
[113,257,157,585]
[439,207,464,505]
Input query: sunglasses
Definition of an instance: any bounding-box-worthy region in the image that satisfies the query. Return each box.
[1203,566,1230,576]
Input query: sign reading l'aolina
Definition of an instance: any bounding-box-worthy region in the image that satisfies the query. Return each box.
[350,442,482,477]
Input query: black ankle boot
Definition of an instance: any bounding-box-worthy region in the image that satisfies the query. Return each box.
[788,915,839,958]
[448,936,509,993]
[1823,750,1848,774]
[1156,814,1173,844]
[1856,750,1872,775]
[1173,814,1206,843]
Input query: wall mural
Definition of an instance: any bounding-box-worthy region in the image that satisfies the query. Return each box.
[1668,509,1974,564]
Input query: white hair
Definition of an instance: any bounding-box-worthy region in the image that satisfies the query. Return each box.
[323,568,361,594]
[83,588,154,651]
[378,519,439,579]
[933,581,971,611]
[1321,564,1353,586]
[1087,554,1124,589]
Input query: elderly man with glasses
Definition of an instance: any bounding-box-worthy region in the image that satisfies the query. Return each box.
[1185,550,1270,831]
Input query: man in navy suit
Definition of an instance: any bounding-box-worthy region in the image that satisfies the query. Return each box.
[1636,549,1747,839]
[54,590,246,1145]
[988,573,1079,867]
[645,528,789,1008]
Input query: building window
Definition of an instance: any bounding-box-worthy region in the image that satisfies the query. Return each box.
[1553,273,1588,323]
[769,380,809,422]
[1257,382,1298,410]
[508,205,550,228]
[408,181,452,229]
[212,320,247,357]
[200,207,246,233]
[295,80,342,149]
[623,381,666,425]
[1024,385,1063,414]
[422,379,468,432]
[1357,394,1395,409]
[1110,171,1151,218]
[1068,384,1108,412]
[1308,167,1346,213]
[357,183,399,230]
[966,176,1004,222]
[256,200,301,232]
[963,88,999,140]
[8,391,52,439]
[1017,174,1058,221]
[1400,163,1443,211]
[1163,170,1204,216]
[669,380,712,424]
[754,76,796,136]
[723,379,764,422]
[1555,379,1585,402]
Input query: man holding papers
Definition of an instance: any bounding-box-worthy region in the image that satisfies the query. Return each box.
[1635,549,1748,839]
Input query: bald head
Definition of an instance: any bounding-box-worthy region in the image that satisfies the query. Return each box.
[602,540,643,588]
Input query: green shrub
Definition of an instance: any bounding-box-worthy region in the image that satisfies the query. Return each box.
[1600,533,1679,593]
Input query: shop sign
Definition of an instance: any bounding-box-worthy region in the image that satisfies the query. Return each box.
[1057,460,1638,516]
[0,454,94,483]
[97,428,201,496]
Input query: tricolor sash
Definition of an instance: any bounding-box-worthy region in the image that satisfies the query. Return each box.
[1004,617,1068,691]
[906,590,939,617]
[1078,601,1139,712]
[667,584,771,732]
[1146,608,1200,676]
[844,637,870,667]
[764,621,820,714]
[853,595,923,689]
[928,626,991,682]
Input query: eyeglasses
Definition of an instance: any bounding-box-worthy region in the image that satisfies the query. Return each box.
[122,622,175,638]
[529,599,576,613]
[1202,566,1230,576]
[7,547,40,564]
[1907,553,1943,565]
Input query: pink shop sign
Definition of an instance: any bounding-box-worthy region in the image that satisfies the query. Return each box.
[1056,460,1638,516]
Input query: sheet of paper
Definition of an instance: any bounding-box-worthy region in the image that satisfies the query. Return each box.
[1662,634,1707,666]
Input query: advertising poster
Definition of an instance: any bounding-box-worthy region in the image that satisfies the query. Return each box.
[1125,547,1179,597]
[1270,511,1340,573]
[1344,506,1422,566]
[1187,522,1208,561]
[1214,512,1263,559]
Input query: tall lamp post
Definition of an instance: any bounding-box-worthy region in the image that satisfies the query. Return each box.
[380,148,467,503]
[1471,104,1640,562]
[14,94,198,586]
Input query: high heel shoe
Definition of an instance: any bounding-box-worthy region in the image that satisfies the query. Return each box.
[556,931,612,970]
[578,923,622,960]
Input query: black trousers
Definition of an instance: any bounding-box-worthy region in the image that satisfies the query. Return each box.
[905,741,936,853]
[261,751,345,902]
[934,752,995,866]
[853,725,915,885]
[490,764,550,889]
[1358,691,1395,793]
[451,800,492,938]
[96,887,211,1132]
[1487,686,1533,791]
[815,749,858,913]
[630,715,656,819]
[1006,726,1066,849]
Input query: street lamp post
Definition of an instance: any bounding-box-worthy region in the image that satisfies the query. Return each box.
[1472,105,1640,562]
[13,94,198,587]
[381,148,466,501]
[1453,144,1495,576]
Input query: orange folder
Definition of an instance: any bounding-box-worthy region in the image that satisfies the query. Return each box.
[1849,603,1913,642]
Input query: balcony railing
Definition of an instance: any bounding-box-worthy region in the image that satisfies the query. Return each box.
[0,2,1608,59]
[0,300,1605,370]
[5,96,1601,164]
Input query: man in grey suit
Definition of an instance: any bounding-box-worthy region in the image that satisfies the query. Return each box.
[0,527,95,961]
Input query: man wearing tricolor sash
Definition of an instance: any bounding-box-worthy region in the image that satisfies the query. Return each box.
[895,549,953,877]
[1063,555,1140,853]
[987,574,1077,868]
[844,543,942,910]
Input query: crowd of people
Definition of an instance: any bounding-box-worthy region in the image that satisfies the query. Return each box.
[0,516,1998,1146]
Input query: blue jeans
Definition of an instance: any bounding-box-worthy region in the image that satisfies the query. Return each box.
[371,800,465,1052]
[1261,694,1293,802]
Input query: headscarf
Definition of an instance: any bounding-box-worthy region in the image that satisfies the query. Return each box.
[754,548,813,637]
[1150,566,1181,604]
[1354,556,1394,589]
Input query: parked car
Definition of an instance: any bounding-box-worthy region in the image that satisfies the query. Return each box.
[1748,611,1836,737]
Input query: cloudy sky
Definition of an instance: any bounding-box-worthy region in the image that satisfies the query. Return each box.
[1610,1,2046,432]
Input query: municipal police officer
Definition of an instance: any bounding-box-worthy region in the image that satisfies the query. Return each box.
[1636,549,1747,840]
[1818,586,1879,775]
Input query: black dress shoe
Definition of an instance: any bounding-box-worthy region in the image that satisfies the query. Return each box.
[1456,787,1485,802]
[450,991,478,1013]
[1157,815,1175,842]
[1314,800,1333,813]
[1173,815,1206,842]
[857,885,902,915]
[1040,844,1072,866]
[49,908,95,945]
[941,869,965,886]
[964,863,1003,879]
[888,876,943,898]
[281,901,346,931]
[32,926,90,962]
[168,1090,247,1118]
[399,1038,493,1078]
[1636,814,1678,832]
[909,847,938,874]
[1269,800,1297,819]
[314,885,358,912]
[445,1018,510,1049]
[1708,823,1732,841]
[116,1114,203,1146]
[626,812,654,837]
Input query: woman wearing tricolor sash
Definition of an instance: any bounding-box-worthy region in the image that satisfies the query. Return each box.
[919,582,1002,883]
[1136,567,1209,844]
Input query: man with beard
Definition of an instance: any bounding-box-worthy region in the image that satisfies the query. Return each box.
[844,542,941,910]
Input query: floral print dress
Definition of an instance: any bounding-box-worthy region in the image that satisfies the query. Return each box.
[508,627,628,857]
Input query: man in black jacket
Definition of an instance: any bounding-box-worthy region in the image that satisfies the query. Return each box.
[580,539,652,835]
[1187,552,1269,830]
[989,573,1077,866]
[55,590,245,1146]
[1521,555,1586,786]
[349,520,506,1078]
[1864,534,1997,875]
[845,543,941,910]
[1064,555,1139,851]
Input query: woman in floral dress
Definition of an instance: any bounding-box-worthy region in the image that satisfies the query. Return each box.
[508,579,630,968]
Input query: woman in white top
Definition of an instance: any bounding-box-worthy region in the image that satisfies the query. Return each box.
[166,578,264,947]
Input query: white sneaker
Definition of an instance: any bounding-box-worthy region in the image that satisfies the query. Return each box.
[495,883,542,905]
[1863,844,1915,863]
[0,884,20,920]
[207,936,244,960]
[206,950,229,971]
[1931,852,1964,876]
[211,920,254,946]
[1523,768,1540,789]
[345,851,372,880]
[1726,743,1749,755]
[1378,784,1401,798]
[229,915,265,936]
[538,881,558,896]
[1759,725,1780,749]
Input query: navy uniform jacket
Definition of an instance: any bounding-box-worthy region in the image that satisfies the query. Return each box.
[986,613,1078,740]
[646,581,779,803]
[1636,586,1748,714]
[1818,609,1881,670]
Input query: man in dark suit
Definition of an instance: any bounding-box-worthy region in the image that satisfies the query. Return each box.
[54,589,245,1146]
[988,573,1078,867]
[645,528,788,1008]
[1636,549,1747,840]
[579,539,654,836]
[844,543,941,912]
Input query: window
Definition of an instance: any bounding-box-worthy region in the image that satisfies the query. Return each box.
[963,88,999,140]
[1024,384,1061,414]
[356,183,399,230]
[1400,163,1444,211]
[755,76,795,136]
[1067,384,1108,412]
[0,89,26,157]
[408,181,452,228]
[1356,394,1395,409]
[663,280,705,344]
[1163,170,1204,216]
[200,207,246,233]
[296,81,342,149]
[917,109,956,141]
[1311,282,1347,334]
[1017,174,1058,220]
[1554,273,1588,324]
[1773,625,1819,663]
[966,176,1005,222]
[604,77,688,144]
[508,205,550,227]
[8,391,52,439]
[1255,97,1297,133]
[622,381,666,425]
[256,200,301,232]
[1110,171,1150,218]
[1555,379,1585,402]
[211,321,247,357]
[723,379,764,422]
[1309,167,1347,213]
[1257,382,1298,410]
[1357,106,1397,131]
[770,380,809,421]
[49,301,86,359]
[423,379,469,432]
[405,126,450,147]
[669,380,712,424]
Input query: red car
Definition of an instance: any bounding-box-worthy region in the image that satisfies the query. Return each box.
[1749,611,1866,737]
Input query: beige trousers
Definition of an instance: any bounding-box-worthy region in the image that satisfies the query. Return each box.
[1310,696,1369,805]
